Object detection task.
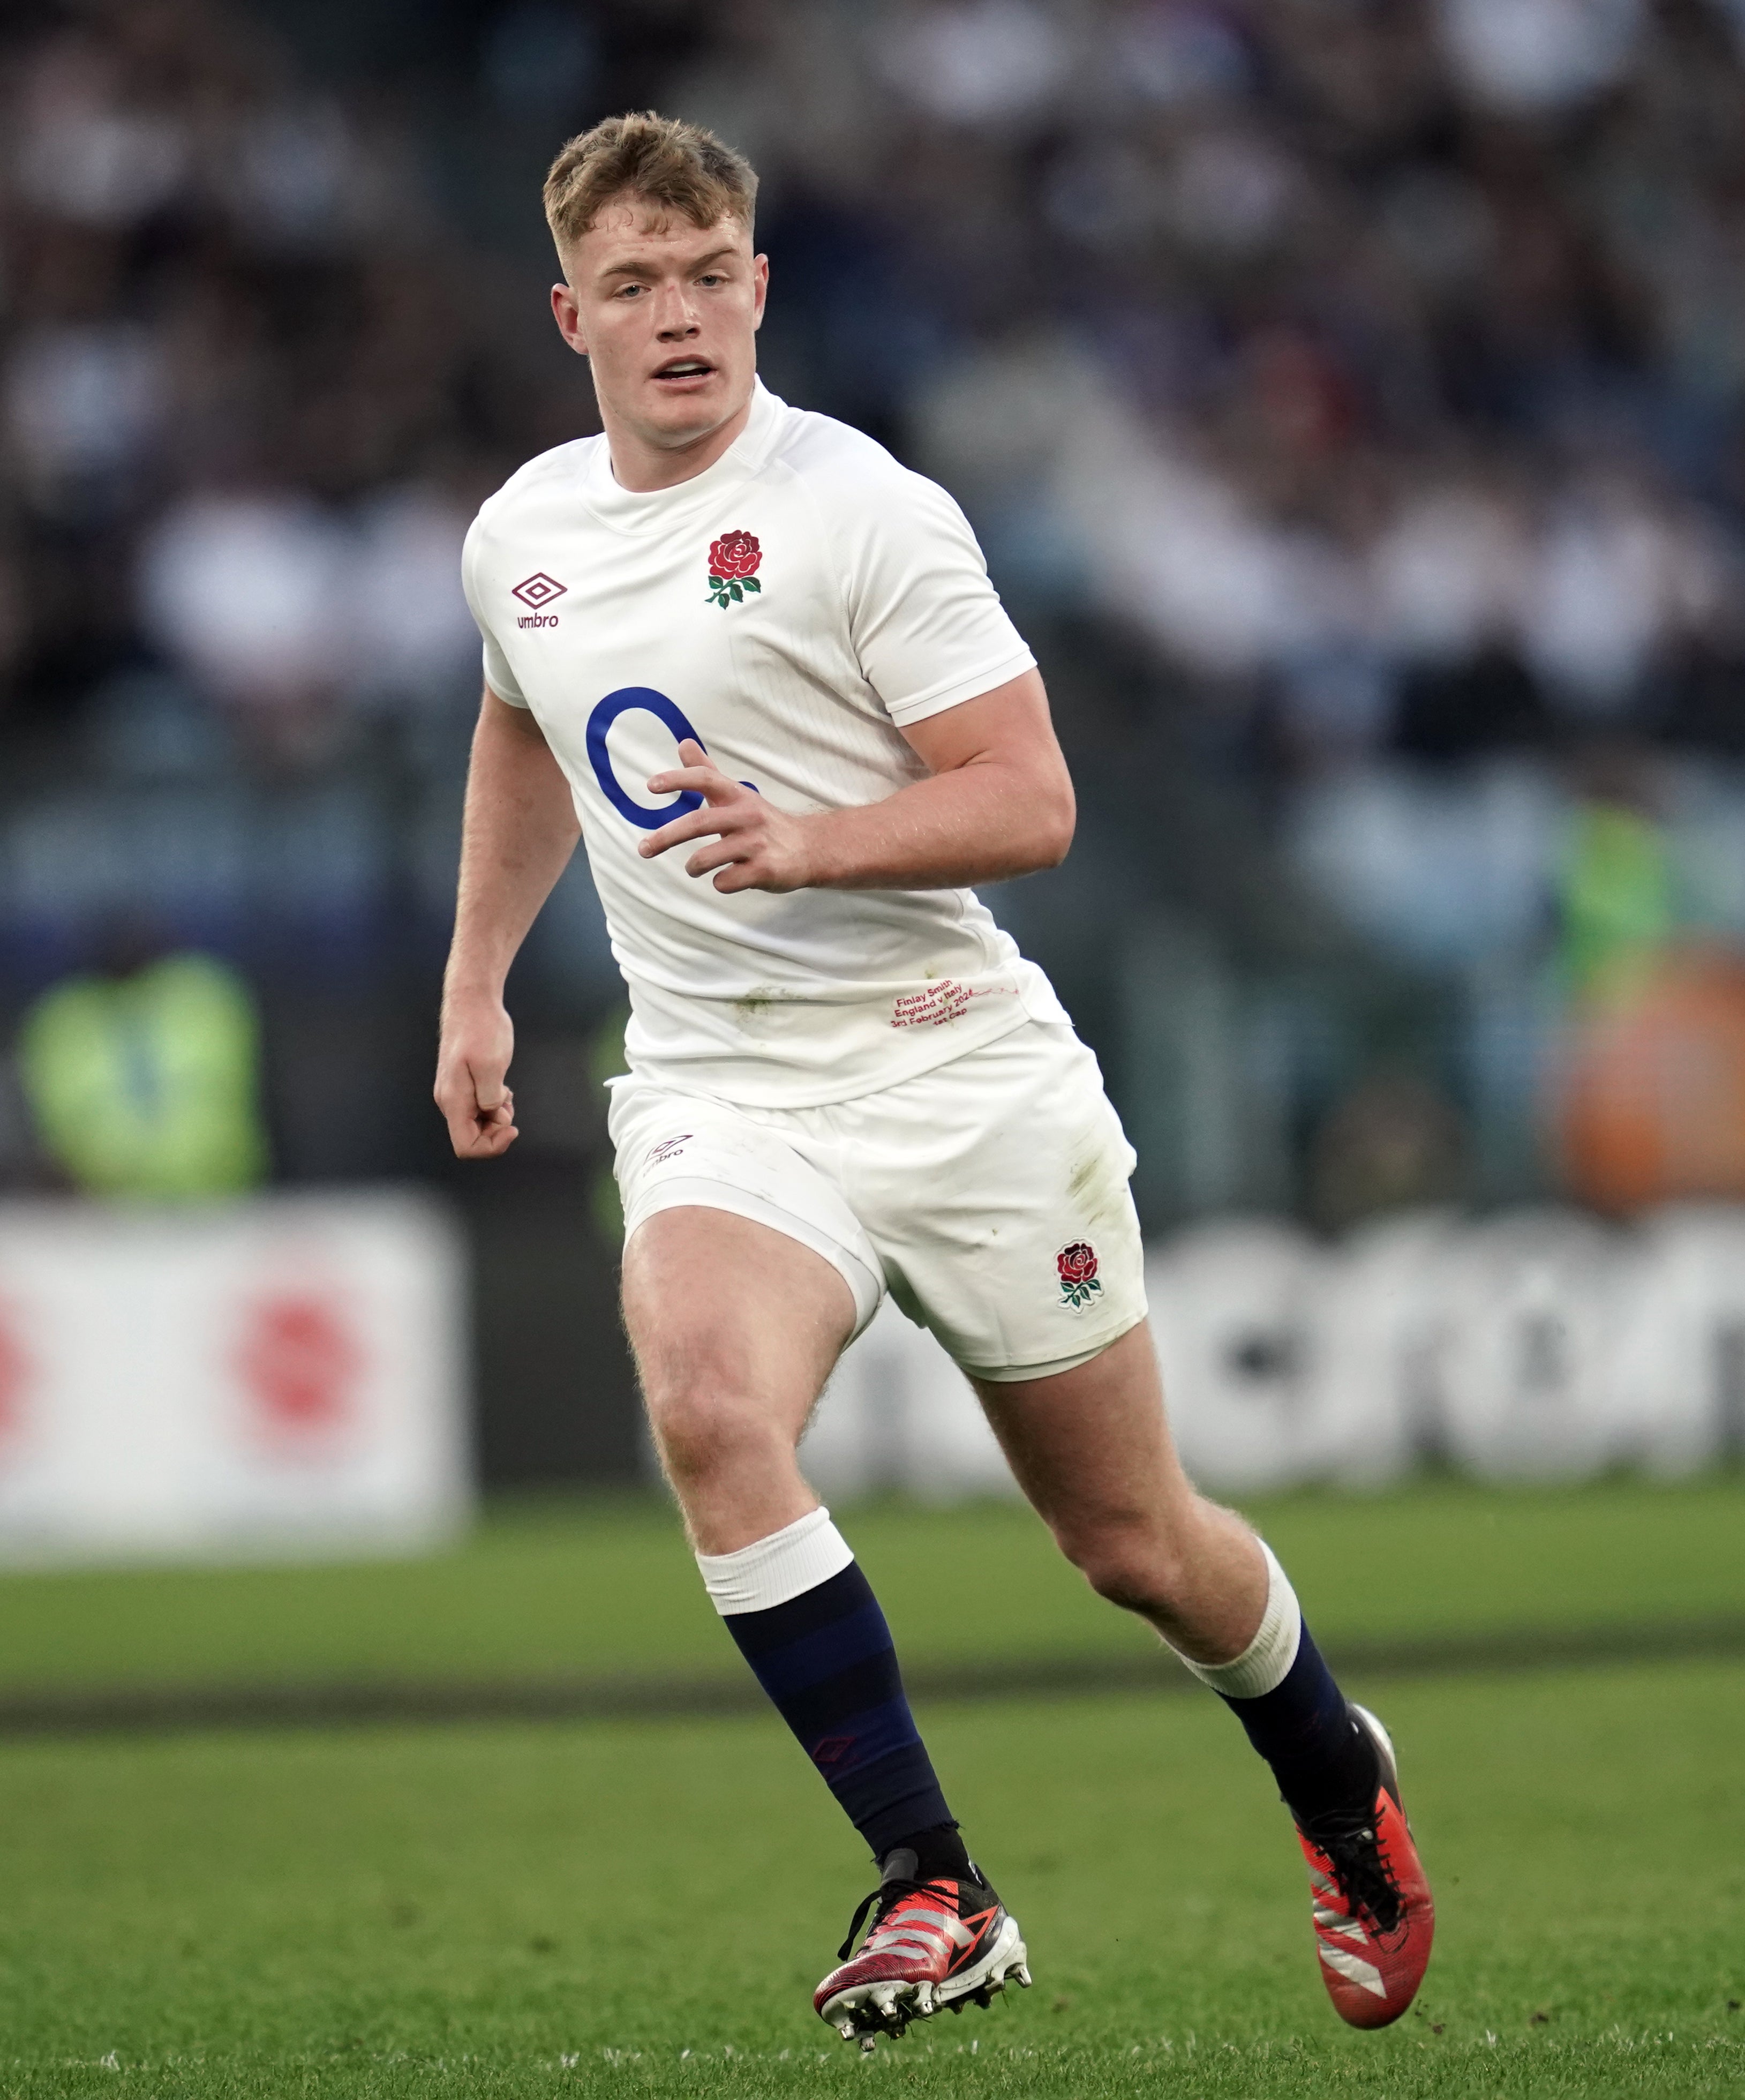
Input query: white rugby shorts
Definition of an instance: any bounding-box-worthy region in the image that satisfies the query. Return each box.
[609,1019,1146,1382]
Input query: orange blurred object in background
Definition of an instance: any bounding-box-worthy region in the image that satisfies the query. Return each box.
[1559,946,1745,1212]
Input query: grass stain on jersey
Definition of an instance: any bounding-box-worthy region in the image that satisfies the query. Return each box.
[733,985,781,1030]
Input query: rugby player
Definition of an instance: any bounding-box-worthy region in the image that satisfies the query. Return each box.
[435,111,1433,2049]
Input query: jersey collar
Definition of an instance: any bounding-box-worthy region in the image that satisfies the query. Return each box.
[582,379,784,534]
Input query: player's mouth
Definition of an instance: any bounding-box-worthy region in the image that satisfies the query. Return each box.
[651,357,716,390]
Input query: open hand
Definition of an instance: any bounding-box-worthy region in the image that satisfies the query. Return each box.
[638,740,819,892]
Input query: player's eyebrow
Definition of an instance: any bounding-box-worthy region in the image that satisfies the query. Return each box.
[593,243,740,283]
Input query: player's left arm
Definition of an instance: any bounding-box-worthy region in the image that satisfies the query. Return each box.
[636,668,1074,893]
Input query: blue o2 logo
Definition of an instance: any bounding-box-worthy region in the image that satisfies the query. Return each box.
[585,686,756,829]
[586,687,705,830]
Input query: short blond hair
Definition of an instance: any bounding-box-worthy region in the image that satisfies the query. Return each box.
[543,112,758,252]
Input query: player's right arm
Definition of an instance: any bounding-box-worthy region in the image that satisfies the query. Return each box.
[435,687,581,1159]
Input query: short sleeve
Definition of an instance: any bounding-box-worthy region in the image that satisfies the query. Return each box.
[834,466,1035,727]
[460,513,529,707]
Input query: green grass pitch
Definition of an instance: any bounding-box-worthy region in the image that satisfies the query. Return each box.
[0,1482,1740,2097]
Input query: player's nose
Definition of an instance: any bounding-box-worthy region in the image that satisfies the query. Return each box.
[655,291,701,336]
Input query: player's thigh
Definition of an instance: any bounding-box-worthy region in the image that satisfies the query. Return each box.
[968,1319,1199,1546]
[612,1078,879,1451]
[621,1204,856,1456]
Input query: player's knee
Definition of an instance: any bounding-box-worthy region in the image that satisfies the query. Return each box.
[1060,1519,1188,1618]
[646,1382,786,1487]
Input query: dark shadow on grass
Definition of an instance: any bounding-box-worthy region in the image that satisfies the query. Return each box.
[0,1616,1741,1737]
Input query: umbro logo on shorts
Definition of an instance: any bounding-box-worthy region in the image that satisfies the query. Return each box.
[648,1133,694,1165]
[512,572,566,627]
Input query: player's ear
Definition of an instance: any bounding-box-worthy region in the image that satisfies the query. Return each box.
[551,276,589,358]
[751,251,769,333]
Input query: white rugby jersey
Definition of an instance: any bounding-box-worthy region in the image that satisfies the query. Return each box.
[461,380,1069,1108]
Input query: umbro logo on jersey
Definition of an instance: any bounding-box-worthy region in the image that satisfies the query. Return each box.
[513,573,566,626]
[513,572,566,608]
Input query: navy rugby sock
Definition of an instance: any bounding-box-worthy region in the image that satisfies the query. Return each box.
[1220,1624,1378,1827]
[698,1510,956,1859]
[1171,1540,1378,1827]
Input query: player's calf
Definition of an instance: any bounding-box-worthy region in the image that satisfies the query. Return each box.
[983,1332,1431,2026]
[695,1508,1029,2046]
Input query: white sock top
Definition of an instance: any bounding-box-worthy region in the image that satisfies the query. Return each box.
[1168,1540,1303,1700]
[695,1506,855,1616]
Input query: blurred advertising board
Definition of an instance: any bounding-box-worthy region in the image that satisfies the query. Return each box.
[804,1206,1745,1501]
[0,1190,470,1563]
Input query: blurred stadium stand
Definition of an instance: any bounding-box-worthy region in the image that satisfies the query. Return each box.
[6,0,1745,1490]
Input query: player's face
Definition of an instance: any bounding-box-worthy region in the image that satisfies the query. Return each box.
[552,202,766,460]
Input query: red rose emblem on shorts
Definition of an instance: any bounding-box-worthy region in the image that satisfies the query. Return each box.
[1057,1241,1102,1309]
[706,530,763,608]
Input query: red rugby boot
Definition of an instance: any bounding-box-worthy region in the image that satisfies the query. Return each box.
[814,1848,1029,2050]
[1295,1705,1434,2029]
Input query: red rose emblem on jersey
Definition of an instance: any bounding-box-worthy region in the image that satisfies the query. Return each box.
[711,530,761,580]
[706,530,763,608]
[1057,1241,1102,1309]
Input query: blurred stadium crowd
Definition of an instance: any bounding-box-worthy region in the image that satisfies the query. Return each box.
[4,0,1745,1226]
